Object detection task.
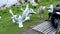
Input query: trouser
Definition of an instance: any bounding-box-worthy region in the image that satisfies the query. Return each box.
[48,12,52,20]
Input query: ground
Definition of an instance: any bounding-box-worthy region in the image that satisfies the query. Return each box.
[22,28,40,34]
[0,0,60,34]
[22,20,45,34]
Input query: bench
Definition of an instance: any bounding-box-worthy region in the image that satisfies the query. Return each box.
[32,21,57,34]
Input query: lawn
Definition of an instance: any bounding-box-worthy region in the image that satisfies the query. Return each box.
[0,0,60,34]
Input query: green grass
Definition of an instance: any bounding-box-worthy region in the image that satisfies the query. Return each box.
[0,0,60,34]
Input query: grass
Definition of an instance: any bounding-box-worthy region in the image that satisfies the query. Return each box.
[0,0,60,34]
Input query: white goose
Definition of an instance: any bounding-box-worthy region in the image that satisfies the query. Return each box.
[48,4,53,13]
[9,4,36,28]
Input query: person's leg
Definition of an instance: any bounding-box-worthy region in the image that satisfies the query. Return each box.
[41,11,44,18]
[45,13,51,21]
[48,13,51,20]
[55,19,60,34]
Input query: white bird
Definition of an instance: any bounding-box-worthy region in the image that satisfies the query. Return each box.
[38,6,46,14]
[38,6,46,18]
[9,4,29,28]
[29,8,36,14]
[48,4,53,13]
[28,0,38,6]
[9,4,36,28]
[20,0,25,4]
[9,9,23,28]
[22,4,36,22]
[0,16,2,19]
[21,4,30,22]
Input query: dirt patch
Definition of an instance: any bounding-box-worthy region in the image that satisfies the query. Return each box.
[22,20,45,34]
[22,28,41,34]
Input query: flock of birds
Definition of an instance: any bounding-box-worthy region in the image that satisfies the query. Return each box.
[0,0,53,28]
